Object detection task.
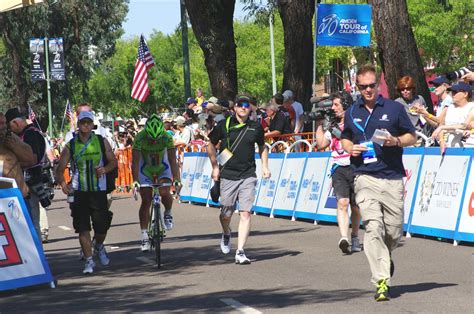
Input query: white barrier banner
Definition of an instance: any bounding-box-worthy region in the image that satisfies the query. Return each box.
[180,152,199,201]
[189,154,211,204]
[293,153,330,220]
[410,151,470,238]
[402,150,423,226]
[254,154,285,214]
[316,157,339,223]
[254,156,262,206]
[455,157,474,242]
[0,188,54,291]
[271,153,308,217]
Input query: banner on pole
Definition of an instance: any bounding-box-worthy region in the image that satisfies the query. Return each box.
[316,4,372,47]
[30,38,46,81]
[49,38,66,81]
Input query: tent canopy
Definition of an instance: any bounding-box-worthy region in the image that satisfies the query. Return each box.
[0,0,44,13]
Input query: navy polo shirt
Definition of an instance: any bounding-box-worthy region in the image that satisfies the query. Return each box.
[341,95,416,179]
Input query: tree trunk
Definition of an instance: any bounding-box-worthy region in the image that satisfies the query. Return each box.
[278,0,315,111]
[184,0,237,101]
[368,0,433,111]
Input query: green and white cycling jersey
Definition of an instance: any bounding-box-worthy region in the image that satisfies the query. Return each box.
[132,129,174,185]
[67,133,106,192]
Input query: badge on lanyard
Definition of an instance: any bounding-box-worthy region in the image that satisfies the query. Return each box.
[360,141,377,164]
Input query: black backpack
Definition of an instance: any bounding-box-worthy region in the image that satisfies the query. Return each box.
[69,134,118,193]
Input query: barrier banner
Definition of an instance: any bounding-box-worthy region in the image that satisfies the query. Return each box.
[293,152,330,220]
[316,4,372,47]
[455,156,474,242]
[0,188,54,291]
[402,149,424,228]
[187,154,209,204]
[48,38,66,81]
[253,156,262,206]
[409,149,471,239]
[271,153,308,217]
[315,157,339,223]
[30,38,46,81]
[254,154,285,214]
[180,152,199,202]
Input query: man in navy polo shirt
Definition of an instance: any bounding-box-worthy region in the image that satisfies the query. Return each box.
[341,64,417,301]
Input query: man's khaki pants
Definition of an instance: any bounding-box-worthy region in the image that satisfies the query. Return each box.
[354,174,404,286]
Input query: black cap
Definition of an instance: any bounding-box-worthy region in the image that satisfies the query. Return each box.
[5,108,25,124]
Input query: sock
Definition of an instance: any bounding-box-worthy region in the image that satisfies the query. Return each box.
[86,256,93,262]
[95,243,104,250]
[141,229,148,239]
[164,209,172,216]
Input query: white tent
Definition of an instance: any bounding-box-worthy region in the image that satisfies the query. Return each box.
[0,0,44,13]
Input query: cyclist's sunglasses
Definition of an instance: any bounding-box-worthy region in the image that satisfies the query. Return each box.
[357,83,377,90]
[236,102,251,109]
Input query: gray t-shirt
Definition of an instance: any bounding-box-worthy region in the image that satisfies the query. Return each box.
[395,95,426,128]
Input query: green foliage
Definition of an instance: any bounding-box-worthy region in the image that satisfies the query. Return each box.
[407,0,473,72]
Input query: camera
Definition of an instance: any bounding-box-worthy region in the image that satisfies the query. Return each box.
[305,96,334,121]
[28,180,51,208]
[444,60,474,81]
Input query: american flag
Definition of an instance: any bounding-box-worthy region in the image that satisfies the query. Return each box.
[65,100,75,127]
[131,35,155,103]
[28,105,36,121]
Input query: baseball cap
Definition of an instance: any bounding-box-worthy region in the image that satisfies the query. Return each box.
[448,81,472,97]
[429,76,449,86]
[77,111,94,122]
[175,116,186,126]
[186,97,197,105]
[5,108,25,124]
[207,96,219,105]
[282,90,294,101]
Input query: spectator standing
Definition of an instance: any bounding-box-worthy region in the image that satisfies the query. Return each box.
[283,90,305,134]
[196,88,206,107]
[315,92,361,254]
[6,108,46,239]
[56,111,117,274]
[173,116,194,146]
[264,102,291,140]
[207,96,271,264]
[341,64,417,301]
[394,76,428,130]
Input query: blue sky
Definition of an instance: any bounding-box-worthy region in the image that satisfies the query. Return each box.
[122,0,249,39]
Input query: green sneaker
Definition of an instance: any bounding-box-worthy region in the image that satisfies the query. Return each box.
[374,279,390,301]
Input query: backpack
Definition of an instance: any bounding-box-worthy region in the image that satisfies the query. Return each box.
[69,134,118,193]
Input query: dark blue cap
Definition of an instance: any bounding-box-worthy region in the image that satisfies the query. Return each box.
[429,76,449,86]
[448,81,472,97]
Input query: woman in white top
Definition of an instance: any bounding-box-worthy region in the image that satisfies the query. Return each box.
[431,82,474,151]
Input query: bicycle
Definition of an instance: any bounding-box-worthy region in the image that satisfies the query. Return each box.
[134,178,172,269]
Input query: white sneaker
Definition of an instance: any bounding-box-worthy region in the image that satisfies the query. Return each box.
[96,245,110,266]
[235,250,251,265]
[338,237,351,254]
[351,235,362,252]
[220,233,231,254]
[83,258,96,274]
[141,238,151,252]
[164,214,173,230]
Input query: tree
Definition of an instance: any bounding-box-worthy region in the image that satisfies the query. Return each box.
[184,0,238,100]
[368,0,433,110]
[0,0,128,132]
[277,0,315,110]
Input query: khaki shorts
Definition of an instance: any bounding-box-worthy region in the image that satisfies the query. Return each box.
[220,177,257,212]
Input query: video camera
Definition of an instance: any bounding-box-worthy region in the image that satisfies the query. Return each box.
[444,60,474,81]
[304,95,342,138]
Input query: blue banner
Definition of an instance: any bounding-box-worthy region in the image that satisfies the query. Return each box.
[316,4,372,47]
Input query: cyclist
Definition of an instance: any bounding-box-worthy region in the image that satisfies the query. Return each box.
[132,114,181,252]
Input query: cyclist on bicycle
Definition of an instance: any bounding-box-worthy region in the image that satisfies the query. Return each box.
[132,114,181,252]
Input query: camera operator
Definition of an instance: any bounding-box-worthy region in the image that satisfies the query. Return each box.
[5,108,47,239]
[314,92,362,254]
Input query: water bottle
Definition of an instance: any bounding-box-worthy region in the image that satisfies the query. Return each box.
[67,185,75,203]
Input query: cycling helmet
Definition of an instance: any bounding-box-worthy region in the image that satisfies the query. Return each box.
[145,114,165,139]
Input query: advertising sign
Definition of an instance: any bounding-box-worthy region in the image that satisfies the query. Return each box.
[254,154,285,214]
[49,38,66,81]
[30,38,46,81]
[455,157,474,242]
[0,187,54,291]
[316,4,372,47]
[180,152,199,202]
[402,149,424,227]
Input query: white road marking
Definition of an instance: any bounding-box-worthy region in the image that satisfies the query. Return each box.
[110,246,120,250]
[58,225,71,231]
[136,256,154,265]
[220,298,262,314]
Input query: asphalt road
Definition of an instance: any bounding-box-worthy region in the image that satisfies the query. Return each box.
[1,193,473,313]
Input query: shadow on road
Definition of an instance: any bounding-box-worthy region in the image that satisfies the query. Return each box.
[390,282,458,298]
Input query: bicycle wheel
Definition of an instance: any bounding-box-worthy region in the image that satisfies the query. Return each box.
[153,203,161,269]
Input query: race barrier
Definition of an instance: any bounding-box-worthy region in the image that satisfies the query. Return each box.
[0,178,54,291]
[179,147,474,244]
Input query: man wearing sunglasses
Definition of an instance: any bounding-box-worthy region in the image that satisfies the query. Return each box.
[207,95,271,265]
[341,64,417,301]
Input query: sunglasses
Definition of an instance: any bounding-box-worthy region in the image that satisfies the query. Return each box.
[399,87,414,92]
[357,83,377,90]
[236,102,251,109]
[451,90,466,95]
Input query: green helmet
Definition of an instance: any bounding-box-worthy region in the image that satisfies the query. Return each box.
[145,114,165,139]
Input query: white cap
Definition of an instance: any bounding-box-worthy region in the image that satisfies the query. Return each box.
[77,111,94,122]
[282,90,293,101]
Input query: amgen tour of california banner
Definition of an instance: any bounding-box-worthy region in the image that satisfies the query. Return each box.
[316,4,372,47]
